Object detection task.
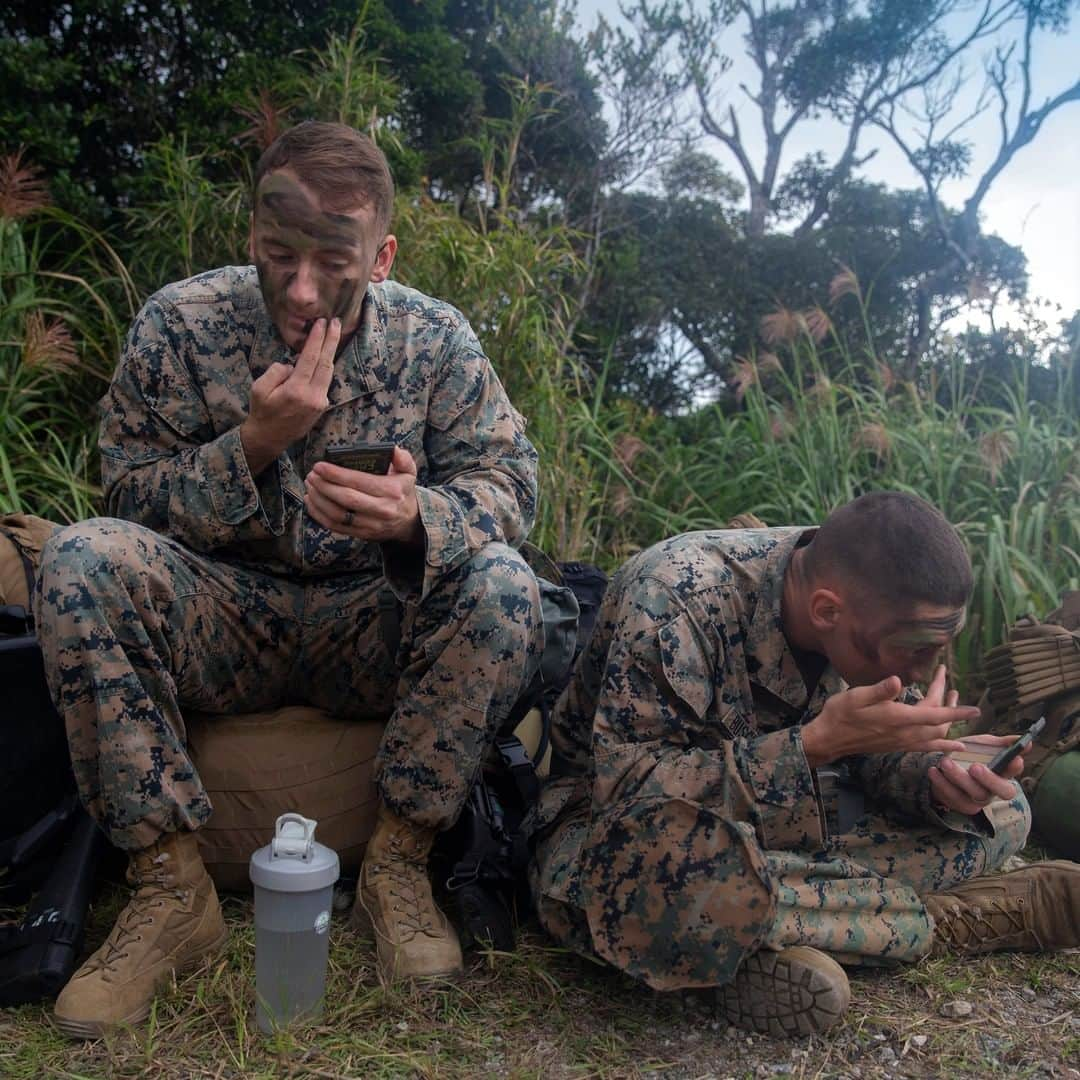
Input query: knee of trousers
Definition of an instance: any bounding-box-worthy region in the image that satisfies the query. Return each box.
[36,517,154,609]
[575,798,776,991]
[433,542,544,649]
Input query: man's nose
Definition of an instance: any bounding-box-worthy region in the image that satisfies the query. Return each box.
[286,259,319,309]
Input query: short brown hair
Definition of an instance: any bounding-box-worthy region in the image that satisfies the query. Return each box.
[803,491,973,610]
[254,121,394,235]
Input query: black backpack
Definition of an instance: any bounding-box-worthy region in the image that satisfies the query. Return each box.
[0,532,104,1006]
[435,550,608,950]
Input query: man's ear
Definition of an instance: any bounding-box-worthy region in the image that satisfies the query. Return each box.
[370,234,398,283]
[247,213,256,263]
[808,587,844,633]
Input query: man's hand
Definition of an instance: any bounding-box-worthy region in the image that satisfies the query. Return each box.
[304,446,423,545]
[929,733,1026,816]
[240,317,342,475]
[801,666,976,768]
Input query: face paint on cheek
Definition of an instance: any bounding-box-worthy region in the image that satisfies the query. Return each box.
[254,257,293,329]
[331,277,365,328]
[851,627,880,665]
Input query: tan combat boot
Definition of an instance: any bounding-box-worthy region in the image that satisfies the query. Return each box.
[53,830,227,1038]
[925,860,1080,955]
[350,804,463,982]
[717,947,851,1037]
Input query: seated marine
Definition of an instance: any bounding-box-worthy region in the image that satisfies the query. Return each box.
[35,121,545,1037]
[530,491,1079,1035]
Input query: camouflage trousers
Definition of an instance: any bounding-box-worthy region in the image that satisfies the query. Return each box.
[35,518,544,850]
[531,792,1031,988]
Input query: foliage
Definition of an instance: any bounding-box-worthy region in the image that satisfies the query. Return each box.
[0,160,136,520]
[0,17,1077,693]
[579,167,1030,410]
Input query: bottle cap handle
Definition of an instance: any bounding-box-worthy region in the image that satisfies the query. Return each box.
[271,813,316,860]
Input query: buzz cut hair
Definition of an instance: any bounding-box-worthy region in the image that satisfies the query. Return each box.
[254,121,395,236]
[802,491,973,610]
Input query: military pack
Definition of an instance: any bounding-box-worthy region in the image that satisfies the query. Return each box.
[976,593,1080,858]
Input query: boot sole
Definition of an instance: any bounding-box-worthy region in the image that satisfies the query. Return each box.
[52,924,229,1040]
[718,947,851,1038]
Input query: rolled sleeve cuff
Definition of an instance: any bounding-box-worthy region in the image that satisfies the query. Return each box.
[740,728,825,851]
[412,485,469,599]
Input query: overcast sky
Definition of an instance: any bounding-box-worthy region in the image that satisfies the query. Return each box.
[575,1,1080,324]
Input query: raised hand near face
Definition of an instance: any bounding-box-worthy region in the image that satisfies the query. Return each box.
[240,317,341,475]
[801,665,976,768]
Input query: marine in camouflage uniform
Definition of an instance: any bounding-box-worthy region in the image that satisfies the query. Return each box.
[531,523,1036,1028]
[36,266,543,849]
[34,122,546,1036]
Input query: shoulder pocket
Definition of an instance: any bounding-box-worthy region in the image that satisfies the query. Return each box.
[134,344,211,441]
[657,612,714,720]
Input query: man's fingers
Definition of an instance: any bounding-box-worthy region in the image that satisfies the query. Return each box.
[968,761,1024,796]
[923,664,948,706]
[256,362,293,394]
[310,461,397,494]
[310,317,341,392]
[903,702,981,727]
[389,445,417,477]
[307,473,398,521]
[919,737,968,754]
[946,689,959,708]
[956,733,1019,747]
[881,700,980,728]
[292,318,327,381]
[848,676,903,707]
[929,767,985,817]
[938,755,991,803]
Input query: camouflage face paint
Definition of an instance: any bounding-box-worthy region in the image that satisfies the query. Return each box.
[880,610,966,652]
[252,171,382,351]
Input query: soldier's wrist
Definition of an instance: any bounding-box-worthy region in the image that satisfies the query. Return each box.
[239,420,281,477]
[800,720,833,768]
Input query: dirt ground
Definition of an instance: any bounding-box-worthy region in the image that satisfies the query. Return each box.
[1,877,1078,1079]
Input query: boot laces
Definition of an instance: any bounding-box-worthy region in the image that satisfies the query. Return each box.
[88,852,189,973]
[938,896,1028,949]
[378,834,438,937]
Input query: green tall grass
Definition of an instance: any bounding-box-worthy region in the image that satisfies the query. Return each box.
[1,127,1076,688]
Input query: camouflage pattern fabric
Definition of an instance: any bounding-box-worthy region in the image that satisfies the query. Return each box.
[98,267,537,598]
[530,528,1030,990]
[34,269,544,850]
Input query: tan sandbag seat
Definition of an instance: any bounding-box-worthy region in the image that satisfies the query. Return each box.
[185,706,385,892]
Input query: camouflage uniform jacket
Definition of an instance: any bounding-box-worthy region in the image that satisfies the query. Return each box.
[98,267,538,599]
[537,528,991,861]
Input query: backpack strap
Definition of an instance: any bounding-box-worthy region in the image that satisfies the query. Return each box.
[377,586,401,661]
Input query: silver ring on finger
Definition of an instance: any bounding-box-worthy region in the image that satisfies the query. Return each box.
[343,509,354,528]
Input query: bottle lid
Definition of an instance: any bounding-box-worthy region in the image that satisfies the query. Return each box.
[249,813,340,893]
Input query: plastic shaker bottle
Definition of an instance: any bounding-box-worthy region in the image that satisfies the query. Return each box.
[249,813,340,1032]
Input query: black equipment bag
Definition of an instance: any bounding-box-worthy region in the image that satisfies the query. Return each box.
[0,527,104,1006]
[438,553,609,950]
[0,801,103,1006]
[0,606,76,866]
